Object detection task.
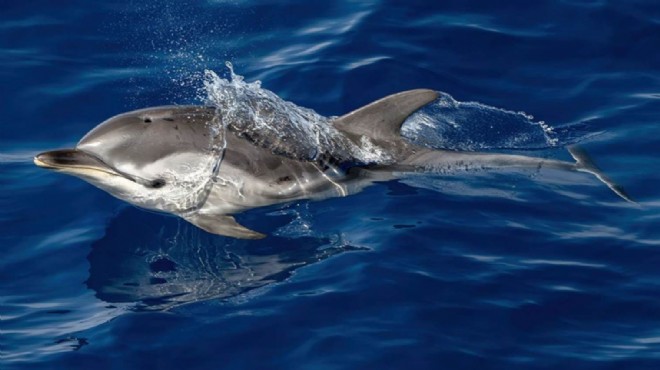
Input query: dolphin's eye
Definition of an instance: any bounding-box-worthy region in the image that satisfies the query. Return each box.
[148,179,166,188]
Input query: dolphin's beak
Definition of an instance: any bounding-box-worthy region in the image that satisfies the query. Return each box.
[34,149,120,176]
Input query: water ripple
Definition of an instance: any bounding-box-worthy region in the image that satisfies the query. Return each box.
[2,0,660,368]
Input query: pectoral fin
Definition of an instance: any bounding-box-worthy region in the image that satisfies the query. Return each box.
[183,213,266,239]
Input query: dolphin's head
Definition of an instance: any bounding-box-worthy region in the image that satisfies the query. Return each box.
[35,106,223,213]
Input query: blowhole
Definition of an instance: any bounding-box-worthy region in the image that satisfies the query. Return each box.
[144,117,152,123]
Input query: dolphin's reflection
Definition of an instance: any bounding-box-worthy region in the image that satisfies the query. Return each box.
[86,207,359,311]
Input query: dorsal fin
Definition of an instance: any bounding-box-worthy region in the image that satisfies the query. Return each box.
[333,89,439,141]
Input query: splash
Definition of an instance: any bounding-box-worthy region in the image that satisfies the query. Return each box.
[201,62,392,164]
[402,92,561,151]
[203,63,340,160]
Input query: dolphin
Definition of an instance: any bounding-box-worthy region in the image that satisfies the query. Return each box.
[34,89,631,239]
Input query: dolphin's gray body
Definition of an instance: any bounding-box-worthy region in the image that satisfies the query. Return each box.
[35,89,630,238]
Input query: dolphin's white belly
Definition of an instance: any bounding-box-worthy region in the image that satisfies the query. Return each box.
[200,161,351,215]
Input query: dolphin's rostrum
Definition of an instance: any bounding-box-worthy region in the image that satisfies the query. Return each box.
[35,89,631,238]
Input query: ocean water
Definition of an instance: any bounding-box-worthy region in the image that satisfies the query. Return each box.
[2,1,660,369]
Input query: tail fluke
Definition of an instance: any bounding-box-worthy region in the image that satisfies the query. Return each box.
[568,145,635,203]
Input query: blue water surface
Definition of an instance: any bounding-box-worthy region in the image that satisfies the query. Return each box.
[2,1,660,369]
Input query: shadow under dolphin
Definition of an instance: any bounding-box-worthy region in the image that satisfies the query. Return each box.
[86,206,361,311]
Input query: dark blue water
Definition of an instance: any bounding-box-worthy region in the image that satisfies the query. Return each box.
[2,1,660,369]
